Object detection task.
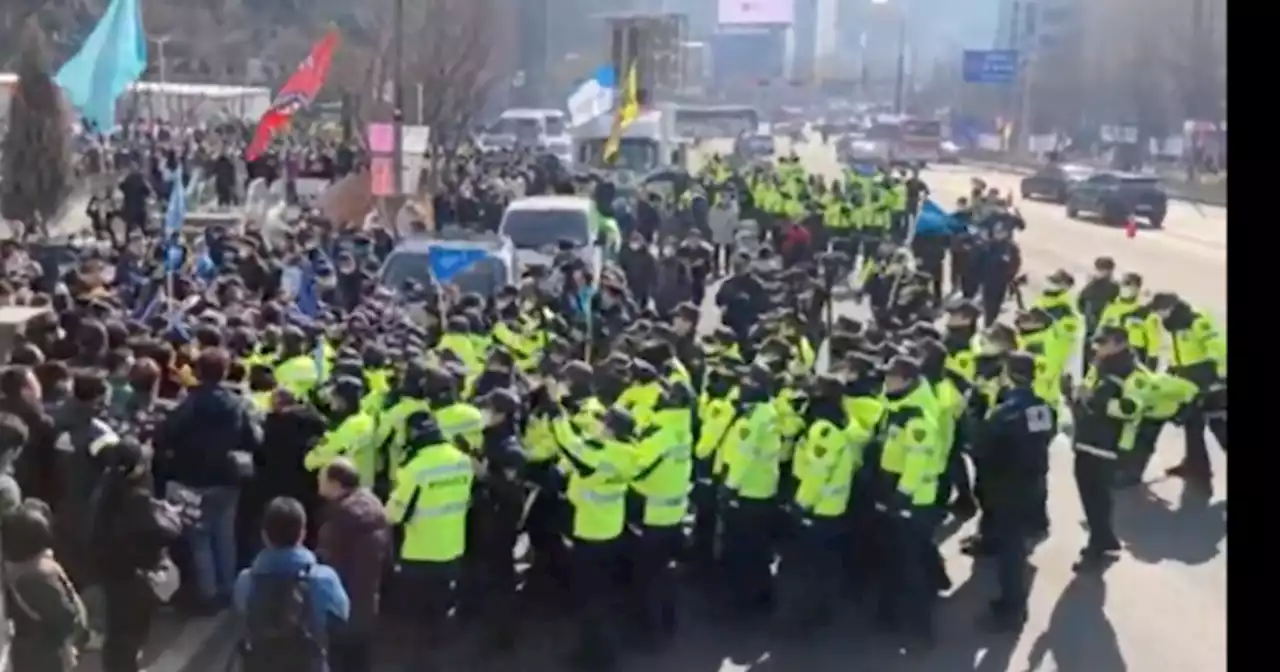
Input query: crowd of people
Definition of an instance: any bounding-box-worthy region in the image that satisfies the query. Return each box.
[0,132,1226,672]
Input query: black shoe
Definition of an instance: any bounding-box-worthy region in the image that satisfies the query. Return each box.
[1166,463,1212,481]
[960,537,996,557]
[1071,550,1118,573]
[949,500,978,520]
[977,602,1027,632]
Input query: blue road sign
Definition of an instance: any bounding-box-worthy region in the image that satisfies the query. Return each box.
[962,49,1019,84]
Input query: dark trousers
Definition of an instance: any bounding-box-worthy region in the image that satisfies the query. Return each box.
[633,526,680,637]
[329,629,373,672]
[986,506,1031,611]
[103,581,156,672]
[721,497,775,609]
[571,538,621,659]
[875,507,935,637]
[690,480,719,570]
[980,284,1005,326]
[936,446,975,510]
[1180,410,1228,477]
[1122,419,1166,479]
[399,560,459,662]
[1073,452,1119,553]
[780,516,844,623]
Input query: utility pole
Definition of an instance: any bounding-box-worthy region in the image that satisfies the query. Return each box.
[892,15,906,113]
[391,0,405,195]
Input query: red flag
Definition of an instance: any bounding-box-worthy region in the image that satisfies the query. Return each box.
[245,31,340,161]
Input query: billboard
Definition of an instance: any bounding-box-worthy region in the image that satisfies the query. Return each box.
[718,0,795,26]
[711,28,786,88]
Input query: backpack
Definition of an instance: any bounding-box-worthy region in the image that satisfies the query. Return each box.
[240,565,325,672]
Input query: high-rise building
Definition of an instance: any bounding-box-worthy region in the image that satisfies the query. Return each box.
[790,0,818,82]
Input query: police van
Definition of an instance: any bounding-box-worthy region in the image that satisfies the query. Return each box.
[498,195,604,278]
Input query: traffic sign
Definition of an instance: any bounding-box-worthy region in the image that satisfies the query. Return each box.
[962,49,1018,84]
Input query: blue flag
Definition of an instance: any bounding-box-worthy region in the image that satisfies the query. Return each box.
[54,0,147,133]
[294,263,320,318]
[593,65,617,89]
[163,242,184,272]
[164,166,186,235]
[915,198,962,236]
[428,246,489,283]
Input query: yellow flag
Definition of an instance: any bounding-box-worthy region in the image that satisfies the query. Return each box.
[603,62,640,163]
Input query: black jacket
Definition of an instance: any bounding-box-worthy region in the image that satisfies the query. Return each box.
[157,384,263,488]
[91,479,183,583]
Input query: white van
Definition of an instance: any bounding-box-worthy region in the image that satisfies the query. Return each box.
[498,195,601,275]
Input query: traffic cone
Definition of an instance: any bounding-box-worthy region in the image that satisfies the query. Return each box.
[1124,217,1138,239]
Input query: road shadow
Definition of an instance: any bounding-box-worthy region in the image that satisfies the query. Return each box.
[1113,479,1226,566]
[1023,574,1126,672]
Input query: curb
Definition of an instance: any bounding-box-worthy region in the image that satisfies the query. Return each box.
[959,160,1227,208]
[150,612,237,672]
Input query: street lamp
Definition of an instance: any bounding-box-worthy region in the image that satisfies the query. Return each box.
[149,35,174,83]
[870,0,907,114]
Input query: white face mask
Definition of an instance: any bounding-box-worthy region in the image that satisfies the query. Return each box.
[1120,286,1139,299]
[1046,281,1068,293]
[979,340,1005,356]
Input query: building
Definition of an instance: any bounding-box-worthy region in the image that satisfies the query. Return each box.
[788,0,819,83]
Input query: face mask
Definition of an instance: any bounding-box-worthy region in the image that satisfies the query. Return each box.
[629,242,643,249]
[979,341,1005,356]
[1045,282,1067,294]
[1120,286,1139,299]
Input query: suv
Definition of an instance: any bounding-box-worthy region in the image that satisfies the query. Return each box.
[1019,164,1095,203]
[1065,171,1168,228]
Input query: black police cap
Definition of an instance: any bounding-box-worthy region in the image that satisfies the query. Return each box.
[1004,351,1037,383]
[1148,291,1179,311]
[1093,256,1116,271]
[885,355,921,379]
[1091,325,1130,345]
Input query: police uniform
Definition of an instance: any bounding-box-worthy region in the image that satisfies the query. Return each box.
[973,352,1054,629]
[1069,326,1148,570]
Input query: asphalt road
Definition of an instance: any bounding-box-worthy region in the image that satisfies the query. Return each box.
[188,140,1227,672]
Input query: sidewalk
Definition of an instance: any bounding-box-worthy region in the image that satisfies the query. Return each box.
[73,610,234,672]
[960,155,1227,207]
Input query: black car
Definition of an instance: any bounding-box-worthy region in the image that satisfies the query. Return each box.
[1064,171,1169,228]
[1019,163,1095,203]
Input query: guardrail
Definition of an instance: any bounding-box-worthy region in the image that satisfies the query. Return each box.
[958,151,1227,207]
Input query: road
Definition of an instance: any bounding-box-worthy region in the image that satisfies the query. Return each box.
[189,141,1226,672]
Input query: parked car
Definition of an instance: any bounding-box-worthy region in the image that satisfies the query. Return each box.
[1019,163,1095,203]
[1064,171,1169,228]
[937,140,962,164]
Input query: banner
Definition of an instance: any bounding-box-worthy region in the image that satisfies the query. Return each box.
[246,31,340,160]
[428,245,490,283]
[914,198,963,236]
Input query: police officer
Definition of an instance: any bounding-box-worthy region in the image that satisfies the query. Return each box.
[472,389,529,652]
[973,352,1054,630]
[629,382,693,646]
[1148,292,1227,491]
[865,355,940,648]
[720,364,782,617]
[554,406,639,669]
[1069,326,1146,571]
[782,375,859,629]
[386,411,475,671]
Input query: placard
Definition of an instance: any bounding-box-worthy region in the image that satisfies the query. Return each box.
[367,123,395,154]
[370,157,396,196]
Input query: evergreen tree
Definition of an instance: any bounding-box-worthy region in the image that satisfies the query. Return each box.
[1,23,70,239]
